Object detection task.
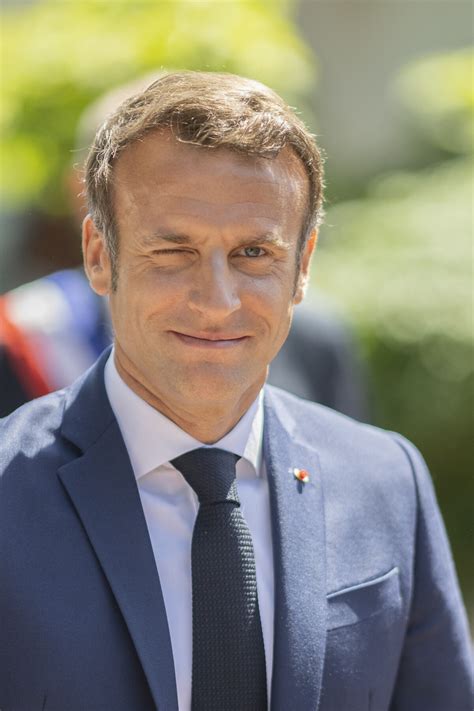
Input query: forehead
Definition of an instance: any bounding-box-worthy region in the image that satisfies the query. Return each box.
[112,130,308,228]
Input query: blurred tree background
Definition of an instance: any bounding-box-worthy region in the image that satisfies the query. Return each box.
[1,0,473,622]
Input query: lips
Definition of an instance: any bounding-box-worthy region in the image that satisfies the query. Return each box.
[169,331,249,348]
[174,331,247,341]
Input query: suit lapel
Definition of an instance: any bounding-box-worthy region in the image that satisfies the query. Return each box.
[57,351,178,711]
[264,388,327,711]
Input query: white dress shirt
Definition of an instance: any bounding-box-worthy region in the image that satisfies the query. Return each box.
[104,352,274,710]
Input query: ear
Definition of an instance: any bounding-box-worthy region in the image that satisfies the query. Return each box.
[82,215,112,296]
[293,228,318,304]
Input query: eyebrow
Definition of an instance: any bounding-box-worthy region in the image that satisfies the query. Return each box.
[141,232,290,250]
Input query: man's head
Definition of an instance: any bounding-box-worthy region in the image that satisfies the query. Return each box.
[82,71,324,439]
[84,71,324,289]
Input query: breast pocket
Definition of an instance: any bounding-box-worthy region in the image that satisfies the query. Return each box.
[327,566,401,630]
[320,567,404,711]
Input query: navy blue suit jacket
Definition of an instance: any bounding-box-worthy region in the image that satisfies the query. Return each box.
[1,350,472,710]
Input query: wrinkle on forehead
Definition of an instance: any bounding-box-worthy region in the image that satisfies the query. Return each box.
[112,131,309,233]
[114,129,307,188]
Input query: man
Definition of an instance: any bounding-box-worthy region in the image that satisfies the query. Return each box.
[0,72,471,711]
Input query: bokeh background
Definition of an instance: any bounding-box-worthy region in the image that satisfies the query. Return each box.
[1,0,473,625]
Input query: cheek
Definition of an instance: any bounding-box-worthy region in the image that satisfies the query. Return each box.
[240,277,295,347]
[243,270,295,312]
[109,275,154,337]
[119,267,181,313]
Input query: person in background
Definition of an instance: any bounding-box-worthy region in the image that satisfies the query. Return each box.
[0,73,369,420]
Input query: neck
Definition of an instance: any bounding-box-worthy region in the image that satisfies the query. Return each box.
[114,350,265,444]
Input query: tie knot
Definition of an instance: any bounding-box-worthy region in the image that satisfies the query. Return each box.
[171,448,240,504]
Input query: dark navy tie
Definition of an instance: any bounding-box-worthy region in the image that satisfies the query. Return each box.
[171,448,267,711]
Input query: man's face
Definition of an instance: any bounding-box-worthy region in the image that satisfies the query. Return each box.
[85,130,315,414]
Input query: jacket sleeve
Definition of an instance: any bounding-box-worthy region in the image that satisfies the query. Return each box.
[389,435,473,710]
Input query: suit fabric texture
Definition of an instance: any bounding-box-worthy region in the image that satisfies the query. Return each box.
[1,349,472,711]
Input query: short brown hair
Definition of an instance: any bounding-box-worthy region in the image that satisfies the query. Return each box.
[85,71,324,284]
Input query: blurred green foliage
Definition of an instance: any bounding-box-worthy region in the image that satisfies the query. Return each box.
[396,47,474,155]
[315,49,473,603]
[0,0,315,213]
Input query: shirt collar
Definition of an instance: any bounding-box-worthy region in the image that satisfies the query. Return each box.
[104,350,264,480]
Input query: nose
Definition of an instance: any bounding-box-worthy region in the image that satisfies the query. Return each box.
[187,254,241,318]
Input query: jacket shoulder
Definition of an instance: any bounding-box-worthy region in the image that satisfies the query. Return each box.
[0,389,69,471]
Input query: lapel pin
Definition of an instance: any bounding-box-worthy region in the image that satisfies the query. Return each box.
[292,467,310,484]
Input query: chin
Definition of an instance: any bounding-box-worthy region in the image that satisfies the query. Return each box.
[177,367,258,402]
